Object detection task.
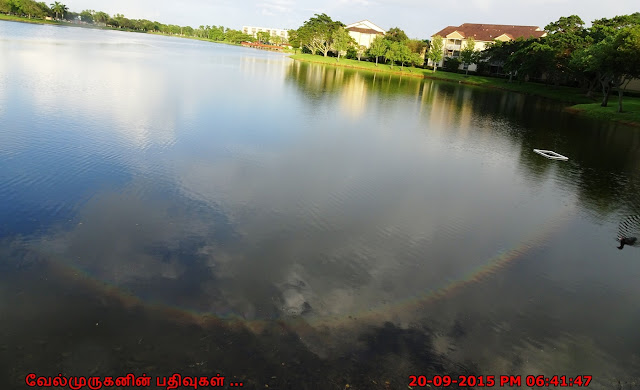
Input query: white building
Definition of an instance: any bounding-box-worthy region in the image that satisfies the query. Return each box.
[345,20,385,48]
[242,26,289,41]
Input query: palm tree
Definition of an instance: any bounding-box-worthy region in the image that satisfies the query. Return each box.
[50,1,68,20]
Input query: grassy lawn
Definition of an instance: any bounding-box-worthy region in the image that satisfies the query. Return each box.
[0,14,64,25]
[570,99,640,126]
[291,53,640,126]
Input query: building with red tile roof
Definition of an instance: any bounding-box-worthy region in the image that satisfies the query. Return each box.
[429,23,547,71]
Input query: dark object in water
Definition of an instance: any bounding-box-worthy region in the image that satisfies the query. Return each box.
[617,237,638,250]
[617,215,640,250]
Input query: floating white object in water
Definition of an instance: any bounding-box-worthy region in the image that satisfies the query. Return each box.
[533,149,569,161]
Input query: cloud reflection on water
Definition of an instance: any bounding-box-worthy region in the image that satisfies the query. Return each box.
[3,24,640,386]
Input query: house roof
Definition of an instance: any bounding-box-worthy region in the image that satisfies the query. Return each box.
[433,23,546,41]
[346,27,384,35]
[346,20,385,33]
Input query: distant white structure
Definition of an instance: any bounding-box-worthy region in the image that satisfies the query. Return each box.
[242,26,289,41]
[345,20,385,48]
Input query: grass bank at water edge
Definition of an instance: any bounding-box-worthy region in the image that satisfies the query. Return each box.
[290,54,640,127]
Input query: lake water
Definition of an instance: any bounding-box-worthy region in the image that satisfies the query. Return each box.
[2,21,640,389]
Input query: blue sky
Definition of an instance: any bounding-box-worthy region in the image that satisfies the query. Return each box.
[64,0,639,38]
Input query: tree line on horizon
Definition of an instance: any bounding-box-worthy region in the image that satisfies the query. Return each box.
[0,0,256,43]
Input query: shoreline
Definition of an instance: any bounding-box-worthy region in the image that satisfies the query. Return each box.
[2,15,637,127]
[290,54,640,127]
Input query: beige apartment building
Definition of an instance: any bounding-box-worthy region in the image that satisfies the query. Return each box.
[429,23,547,71]
[345,20,385,48]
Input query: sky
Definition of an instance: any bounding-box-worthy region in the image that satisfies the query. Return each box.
[64,0,639,38]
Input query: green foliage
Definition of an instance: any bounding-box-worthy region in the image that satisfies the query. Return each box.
[356,45,366,61]
[384,27,408,43]
[224,29,253,44]
[0,0,50,18]
[460,37,478,74]
[427,35,444,71]
[443,57,461,72]
[331,26,355,61]
[409,52,424,68]
[368,35,388,66]
[93,10,108,23]
[49,1,66,19]
[385,41,400,68]
[287,29,300,50]
[406,39,426,55]
[296,13,344,57]
[345,46,357,60]
[256,31,270,43]
[79,9,93,23]
[385,41,412,69]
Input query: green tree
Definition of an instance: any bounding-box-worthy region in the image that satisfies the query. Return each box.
[296,13,343,57]
[36,1,51,17]
[409,52,424,69]
[385,27,408,42]
[543,15,587,85]
[224,29,253,44]
[578,25,640,111]
[208,26,225,41]
[398,42,412,69]
[49,1,66,19]
[368,35,388,66]
[330,26,354,61]
[13,0,47,18]
[386,41,410,69]
[79,9,93,23]
[356,45,366,61]
[406,39,427,55]
[287,29,300,53]
[427,35,444,71]
[93,10,108,24]
[459,37,478,74]
[256,31,270,43]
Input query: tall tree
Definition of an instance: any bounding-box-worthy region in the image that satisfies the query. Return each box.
[459,37,478,74]
[49,1,66,19]
[368,35,388,66]
[287,29,300,53]
[385,27,408,43]
[79,9,93,23]
[578,24,640,111]
[256,31,270,43]
[330,26,354,61]
[398,42,412,69]
[93,10,108,24]
[427,35,444,71]
[406,39,427,55]
[385,41,401,69]
[544,15,587,84]
[296,13,343,57]
[409,52,424,69]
